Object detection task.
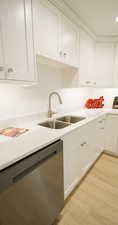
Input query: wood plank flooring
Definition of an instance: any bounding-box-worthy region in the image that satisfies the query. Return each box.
[57,154,118,225]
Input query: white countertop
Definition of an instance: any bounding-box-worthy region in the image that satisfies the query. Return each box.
[0,108,117,171]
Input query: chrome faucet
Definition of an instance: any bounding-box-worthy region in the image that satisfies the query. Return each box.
[48,92,63,118]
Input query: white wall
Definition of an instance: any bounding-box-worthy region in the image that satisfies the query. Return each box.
[60,87,118,112]
[0,64,63,120]
[0,65,118,120]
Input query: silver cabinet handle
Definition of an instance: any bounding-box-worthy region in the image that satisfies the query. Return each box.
[7,68,14,73]
[86,81,90,84]
[0,66,4,72]
[59,52,67,57]
[80,142,87,147]
[98,120,103,123]
[63,53,67,57]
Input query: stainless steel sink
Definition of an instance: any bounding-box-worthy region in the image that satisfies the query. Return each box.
[38,120,70,129]
[57,115,86,123]
[38,115,86,130]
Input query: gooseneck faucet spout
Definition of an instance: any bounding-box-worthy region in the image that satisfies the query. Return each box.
[48,92,63,118]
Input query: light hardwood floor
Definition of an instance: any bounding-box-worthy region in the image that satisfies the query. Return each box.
[57,154,118,225]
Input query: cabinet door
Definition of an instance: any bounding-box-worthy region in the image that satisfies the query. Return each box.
[113,44,118,87]
[62,123,100,198]
[88,38,96,86]
[105,115,118,153]
[86,118,105,162]
[62,16,79,67]
[62,126,88,198]
[0,0,35,81]
[95,117,105,152]
[79,30,95,86]
[0,23,5,79]
[33,0,61,61]
[62,128,82,197]
[92,117,105,149]
[95,43,114,87]
[79,30,89,86]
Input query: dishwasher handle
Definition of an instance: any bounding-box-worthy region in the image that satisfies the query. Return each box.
[13,150,57,183]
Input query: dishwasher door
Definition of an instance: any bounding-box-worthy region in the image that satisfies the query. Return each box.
[0,140,64,225]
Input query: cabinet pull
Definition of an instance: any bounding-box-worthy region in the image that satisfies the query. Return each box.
[0,66,4,72]
[86,81,90,84]
[63,53,67,57]
[7,68,14,73]
[98,120,103,123]
[80,142,87,147]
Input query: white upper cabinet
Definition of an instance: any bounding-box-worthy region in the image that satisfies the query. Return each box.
[32,0,61,61]
[0,24,5,79]
[95,43,114,87]
[113,44,118,88]
[79,30,96,87]
[61,16,79,67]
[0,0,36,82]
[32,0,79,68]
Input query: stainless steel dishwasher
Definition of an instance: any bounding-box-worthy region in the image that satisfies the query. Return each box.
[0,140,64,225]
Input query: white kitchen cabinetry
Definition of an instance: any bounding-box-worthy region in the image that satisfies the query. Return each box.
[32,0,79,68]
[33,0,61,62]
[62,117,104,199]
[79,30,96,87]
[90,116,106,153]
[62,16,79,67]
[0,25,5,79]
[95,43,114,87]
[62,126,88,198]
[105,115,118,153]
[113,44,118,88]
[0,0,36,82]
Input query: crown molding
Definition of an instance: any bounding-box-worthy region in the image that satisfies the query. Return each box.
[49,0,96,40]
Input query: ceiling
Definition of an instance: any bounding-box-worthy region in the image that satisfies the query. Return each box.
[64,0,118,36]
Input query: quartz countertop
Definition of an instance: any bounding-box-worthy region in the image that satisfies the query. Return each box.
[0,109,117,171]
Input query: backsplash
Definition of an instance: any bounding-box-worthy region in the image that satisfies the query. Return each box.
[0,64,118,120]
[59,88,118,113]
[0,64,63,120]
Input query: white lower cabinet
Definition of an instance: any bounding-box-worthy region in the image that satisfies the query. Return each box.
[62,117,105,199]
[62,127,83,198]
[90,116,106,153]
[105,115,118,153]
[62,126,89,198]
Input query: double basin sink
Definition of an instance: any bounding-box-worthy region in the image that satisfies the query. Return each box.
[38,115,86,129]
